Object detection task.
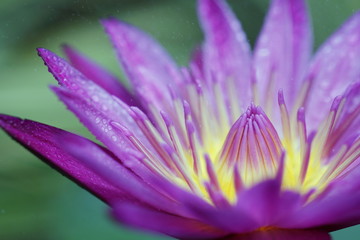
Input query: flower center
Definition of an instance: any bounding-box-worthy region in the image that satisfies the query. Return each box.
[215,104,283,200]
[113,78,359,205]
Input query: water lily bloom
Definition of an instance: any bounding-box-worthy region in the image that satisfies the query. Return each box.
[1,0,360,239]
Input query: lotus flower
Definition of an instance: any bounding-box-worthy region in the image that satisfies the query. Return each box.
[1,0,360,239]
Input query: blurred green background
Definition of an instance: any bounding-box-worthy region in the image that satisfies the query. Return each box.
[0,0,359,239]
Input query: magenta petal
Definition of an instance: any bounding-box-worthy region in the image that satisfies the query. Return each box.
[102,18,182,109]
[112,202,227,239]
[177,192,258,233]
[272,190,303,226]
[62,45,139,107]
[237,180,281,225]
[254,0,312,110]
[186,204,258,234]
[223,229,331,240]
[198,0,252,107]
[0,114,125,204]
[305,12,360,129]
[233,178,302,228]
[236,180,295,226]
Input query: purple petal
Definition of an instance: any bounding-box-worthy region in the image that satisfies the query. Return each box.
[198,0,252,107]
[304,12,360,129]
[280,170,360,230]
[173,190,258,233]
[102,18,182,109]
[38,48,151,151]
[281,191,360,230]
[112,202,227,239]
[223,229,331,240]
[253,0,312,111]
[62,45,139,107]
[0,114,125,204]
[185,204,258,234]
[236,179,301,227]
